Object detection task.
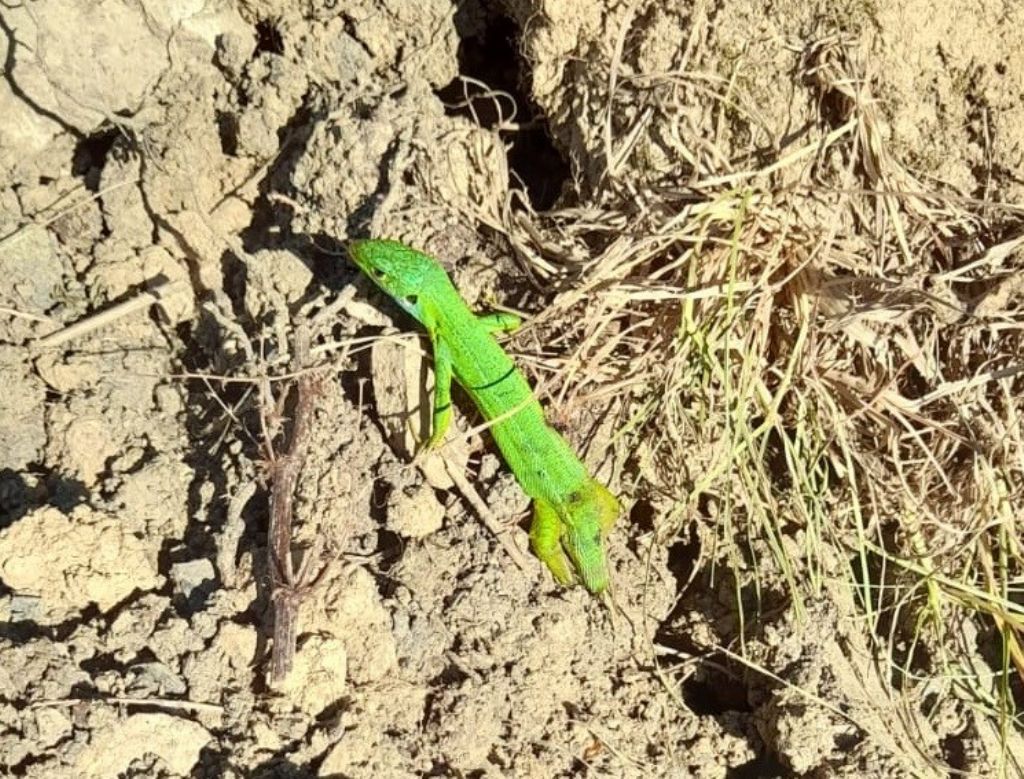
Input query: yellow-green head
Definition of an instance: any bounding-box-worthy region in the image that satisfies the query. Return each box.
[347,239,450,324]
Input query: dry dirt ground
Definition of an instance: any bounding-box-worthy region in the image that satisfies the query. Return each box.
[2,1,1023,778]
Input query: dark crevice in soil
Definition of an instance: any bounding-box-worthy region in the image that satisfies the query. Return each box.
[436,11,569,211]
[431,662,470,689]
[254,19,285,57]
[71,126,119,192]
[216,110,240,156]
[96,439,162,501]
[219,247,251,324]
[7,462,89,519]
[628,497,656,535]
[294,233,355,309]
[78,648,137,677]
[373,529,404,584]
[759,422,794,493]
[363,468,405,598]
[681,664,752,715]
[0,468,30,527]
[666,526,701,583]
[343,134,402,240]
[1,601,98,645]
[5,750,61,778]
[250,755,313,779]
[940,731,968,773]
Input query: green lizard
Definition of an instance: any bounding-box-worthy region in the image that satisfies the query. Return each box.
[348,239,619,594]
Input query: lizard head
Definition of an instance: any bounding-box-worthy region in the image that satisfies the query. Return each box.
[348,239,448,323]
[562,481,620,594]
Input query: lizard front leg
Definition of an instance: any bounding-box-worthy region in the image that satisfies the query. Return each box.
[423,333,453,451]
[529,498,575,586]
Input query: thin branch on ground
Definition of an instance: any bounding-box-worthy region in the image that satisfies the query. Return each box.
[265,324,324,684]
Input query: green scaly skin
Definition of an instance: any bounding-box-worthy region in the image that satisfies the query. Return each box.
[348,239,619,593]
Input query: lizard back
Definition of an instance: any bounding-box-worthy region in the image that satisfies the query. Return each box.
[434,295,590,505]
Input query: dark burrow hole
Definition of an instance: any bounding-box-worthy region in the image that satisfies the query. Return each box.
[651,526,704,650]
[254,18,284,56]
[436,11,570,210]
[71,126,119,191]
[940,732,968,772]
[682,664,751,714]
[375,528,404,572]
[628,497,655,533]
[666,524,700,584]
[215,110,239,156]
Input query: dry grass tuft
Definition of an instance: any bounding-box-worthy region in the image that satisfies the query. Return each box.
[443,31,1023,773]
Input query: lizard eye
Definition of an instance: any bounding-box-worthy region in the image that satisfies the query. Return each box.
[372,268,386,278]
[405,294,418,305]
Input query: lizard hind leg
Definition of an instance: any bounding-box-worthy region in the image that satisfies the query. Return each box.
[529,498,575,586]
[591,480,620,535]
[559,480,619,594]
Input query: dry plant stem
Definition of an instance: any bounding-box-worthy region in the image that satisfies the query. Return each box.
[267,325,321,684]
[30,697,223,715]
[33,279,187,348]
[0,306,54,324]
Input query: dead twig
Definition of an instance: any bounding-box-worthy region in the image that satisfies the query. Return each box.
[30,696,223,715]
[265,324,325,684]
[32,279,188,349]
